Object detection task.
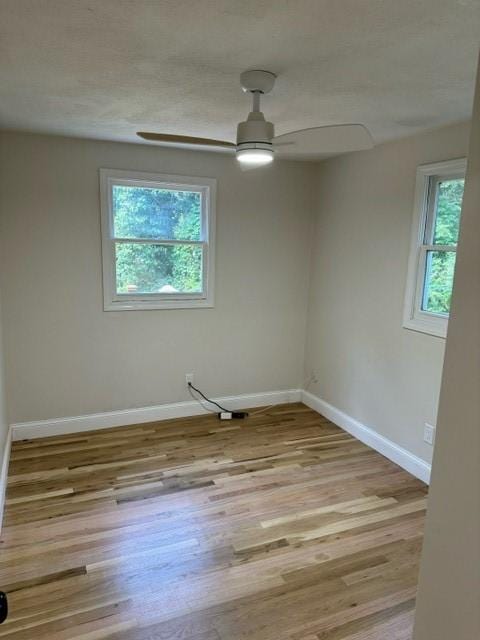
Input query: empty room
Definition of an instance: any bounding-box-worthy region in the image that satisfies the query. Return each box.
[0,1,479,639]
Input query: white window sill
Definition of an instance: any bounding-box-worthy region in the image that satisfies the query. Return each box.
[403,316,447,339]
[104,297,214,311]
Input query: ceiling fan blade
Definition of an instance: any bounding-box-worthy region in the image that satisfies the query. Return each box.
[271,141,295,147]
[137,132,236,149]
[273,124,374,160]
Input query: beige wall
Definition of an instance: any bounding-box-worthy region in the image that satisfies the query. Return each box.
[413,58,480,639]
[304,121,470,463]
[0,132,314,423]
[0,293,8,454]
[0,290,9,524]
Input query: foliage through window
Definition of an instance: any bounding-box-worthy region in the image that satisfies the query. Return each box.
[404,159,466,338]
[100,170,215,310]
[422,178,463,314]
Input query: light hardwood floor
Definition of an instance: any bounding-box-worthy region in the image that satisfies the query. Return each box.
[0,403,427,639]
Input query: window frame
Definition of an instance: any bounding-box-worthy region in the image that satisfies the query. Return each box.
[100,168,216,311]
[403,158,466,338]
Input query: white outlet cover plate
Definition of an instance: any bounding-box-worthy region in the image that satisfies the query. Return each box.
[424,423,436,445]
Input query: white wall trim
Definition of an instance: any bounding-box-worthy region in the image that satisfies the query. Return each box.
[302,390,431,484]
[11,389,302,441]
[9,388,431,484]
[0,427,12,532]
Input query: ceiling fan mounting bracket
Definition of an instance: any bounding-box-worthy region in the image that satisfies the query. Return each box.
[240,70,276,94]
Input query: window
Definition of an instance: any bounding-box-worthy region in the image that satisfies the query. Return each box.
[100,169,216,310]
[403,158,466,338]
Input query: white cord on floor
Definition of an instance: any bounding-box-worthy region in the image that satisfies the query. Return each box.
[248,374,317,417]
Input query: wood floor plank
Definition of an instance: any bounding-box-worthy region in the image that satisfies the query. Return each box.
[0,403,428,639]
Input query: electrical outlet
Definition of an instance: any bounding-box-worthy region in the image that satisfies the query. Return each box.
[424,423,436,446]
[185,373,194,386]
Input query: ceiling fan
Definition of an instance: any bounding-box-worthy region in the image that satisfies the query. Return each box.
[137,70,374,168]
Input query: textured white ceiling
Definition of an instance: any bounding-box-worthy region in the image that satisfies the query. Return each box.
[0,0,479,149]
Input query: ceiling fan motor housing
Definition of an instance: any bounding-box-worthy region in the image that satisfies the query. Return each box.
[236,111,274,151]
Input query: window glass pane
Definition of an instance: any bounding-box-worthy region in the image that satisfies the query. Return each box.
[422,250,456,315]
[112,185,201,241]
[115,243,203,294]
[432,178,464,245]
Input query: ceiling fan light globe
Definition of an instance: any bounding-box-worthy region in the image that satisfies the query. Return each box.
[236,147,274,166]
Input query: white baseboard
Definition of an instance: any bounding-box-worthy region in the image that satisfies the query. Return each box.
[302,390,431,484]
[0,427,12,532]
[9,388,430,485]
[11,389,302,441]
